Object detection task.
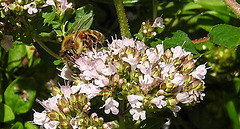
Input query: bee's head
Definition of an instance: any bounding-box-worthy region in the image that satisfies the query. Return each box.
[60,34,83,62]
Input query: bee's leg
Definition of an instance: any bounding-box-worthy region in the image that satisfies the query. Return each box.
[65,50,76,62]
[97,42,103,49]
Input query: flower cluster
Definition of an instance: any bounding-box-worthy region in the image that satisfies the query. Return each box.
[0,0,72,17]
[33,83,105,128]
[58,37,207,121]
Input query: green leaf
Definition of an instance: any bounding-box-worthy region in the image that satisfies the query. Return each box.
[11,122,24,129]
[48,21,61,29]
[7,44,27,71]
[0,103,15,122]
[163,30,199,54]
[194,0,236,18]
[139,117,165,129]
[24,122,38,129]
[233,77,240,94]
[4,77,36,114]
[42,6,56,24]
[208,24,240,48]
[226,101,240,129]
[67,5,93,33]
[53,59,62,65]
[60,8,74,24]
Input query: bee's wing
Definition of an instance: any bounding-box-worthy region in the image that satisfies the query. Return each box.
[68,20,80,34]
[67,15,94,42]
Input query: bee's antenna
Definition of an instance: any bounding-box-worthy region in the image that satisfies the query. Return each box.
[73,15,95,42]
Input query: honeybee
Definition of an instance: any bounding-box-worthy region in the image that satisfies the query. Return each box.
[60,15,105,62]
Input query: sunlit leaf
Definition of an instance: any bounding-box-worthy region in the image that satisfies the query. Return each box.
[7,44,27,71]
[67,5,93,34]
[208,24,240,48]
[4,77,36,114]
[163,30,199,55]
[194,0,236,18]
[11,122,24,129]
[24,122,38,129]
[42,6,56,24]
[0,103,15,122]
[226,101,240,129]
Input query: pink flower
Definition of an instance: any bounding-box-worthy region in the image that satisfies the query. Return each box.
[70,116,79,129]
[42,94,61,112]
[135,41,146,52]
[81,69,99,80]
[103,121,118,129]
[171,73,185,86]
[92,49,109,62]
[59,65,73,80]
[190,64,207,81]
[1,2,8,12]
[123,37,135,48]
[24,2,38,14]
[189,89,205,103]
[137,61,152,75]
[171,46,190,59]
[60,85,72,99]
[108,39,125,55]
[94,58,107,73]
[70,84,81,94]
[156,44,164,57]
[159,62,175,79]
[151,96,167,109]
[94,75,109,87]
[57,0,72,13]
[127,95,143,108]
[44,121,59,129]
[100,97,119,115]
[139,75,154,92]
[129,108,146,120]
[45,0,55,6]
[33,111,50,125]
[152,17,165,28]
[75,56,92,71]
[79,83,101,99]
[146,48,159,64]
[176,92,189,103]
[170,105,181,117]
[122,54,139,66]
[101,62,117,76]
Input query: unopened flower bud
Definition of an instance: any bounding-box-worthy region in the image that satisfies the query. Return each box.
[51,86,61,96]
[163,49,172,59]
[69,94,77,105]
[158,89,165,95]
[119,79,124,85]
[48,112,58,120]
[151,32,157,36]
[60,120,69,128]
[63,107,70,114]
[91,113,98,119]
[168,99,178,106]
[58,97,68,106]
[143,30,147,34]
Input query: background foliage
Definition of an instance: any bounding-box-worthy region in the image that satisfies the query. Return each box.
[1,0,240,128]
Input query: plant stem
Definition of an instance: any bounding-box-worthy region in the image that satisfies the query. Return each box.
[192,37,210,44]
[223,0,240,18]
[152,0,158,19]
[118,100,125,129]
[33,35,60,59]
[20,16,60,59]
[113,0,131,38]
